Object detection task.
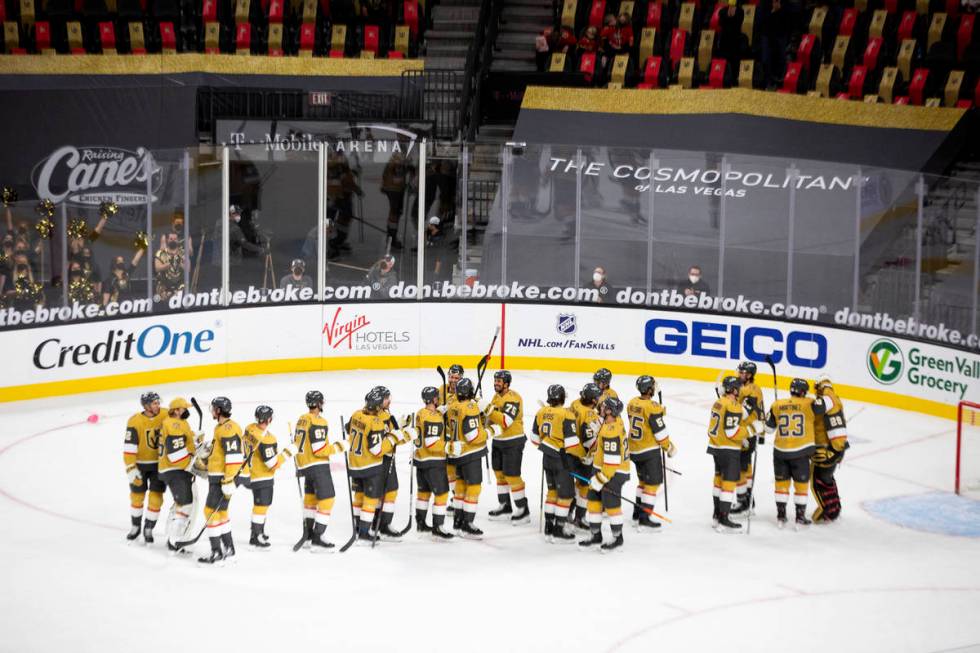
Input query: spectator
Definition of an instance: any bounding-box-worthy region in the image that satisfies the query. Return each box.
[536,29,551,71]
[761,0,792,89]
[73,245,102,296]
[718,0,745,72]
[214,205,265,267]
[424,216,455,284]
[279,258,313,291]
[102,250,145,305]
[588,266,612,303]
[682,265,711,297]
[578,25,600,55]
[557,24,577,53]
[0,234,14,294]
[67,259,97,305]
[381,152,412,250]
[160,209,194,263]
[327,152,362,256]
[366,254,398,296]
[9,253,43,310]
[155,232,185,301]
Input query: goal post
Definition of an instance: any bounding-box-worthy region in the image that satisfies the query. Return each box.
[955,401,980,496]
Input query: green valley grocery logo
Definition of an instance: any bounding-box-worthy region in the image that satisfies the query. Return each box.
[867,339,903,384]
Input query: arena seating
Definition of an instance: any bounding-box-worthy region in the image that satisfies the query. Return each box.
[544,0,979,106]
[0,0,422,57]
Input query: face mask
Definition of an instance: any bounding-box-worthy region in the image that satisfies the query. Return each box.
[15,265,28,275]
[593,272,603,283]
[689,275,700,284]
[167,241,178,250]
[173,222,183,232]
[112,263,125,272]
[70,270,82,278]
[293,268,303,275]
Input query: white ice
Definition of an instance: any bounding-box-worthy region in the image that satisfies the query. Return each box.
[1,369,978,653]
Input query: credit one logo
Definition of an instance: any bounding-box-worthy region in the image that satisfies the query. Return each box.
[34,324,215,369]
[644,319,827,368]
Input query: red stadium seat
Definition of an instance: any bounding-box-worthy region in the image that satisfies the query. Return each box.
[709,3,722,30]
[329,48,344,57]
[580,51,597,81]
[34,21,51,50]
[235,22,250,51]
[883,0,897,13]
[268,0,283,23]
[847,64,867,98]
[708,58,726,87]
[299,22,315,51]
[864,36,882,71]
[670,28,687,65]
[897,11,916,42]
[646,1,661,28]
[797,33,816,71]
[388,50,404,58]
[159,22,176,50]
[957,98,972,108]
[839,8,856,37]
[946,0,959,18]
[71,47,85,54]
[958,14,974,61]
[589,0,606,28]
[363,24,379,52]
[909,67,928,104]
[98,21,115,51]
[637,55,662,87]
[893,95,909,104]
[202,0,217,21]
[781,61,802,93]
[836,92,850,99]
[404,0,418,36]
[975,79,980,106]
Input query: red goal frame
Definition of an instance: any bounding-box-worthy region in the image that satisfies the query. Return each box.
[956,401,980,495]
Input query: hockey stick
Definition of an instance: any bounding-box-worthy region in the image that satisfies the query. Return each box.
[436,365,446,393]
[396,453,415,536]
[372,452,398,548]
[658,390,669,513]
[538,456,545,533]
[174,446,256,549]
[291,423,311,553]
[339,415,359,553]
[190,397,204,431]
[744,355,779,536]
[474,326,501,397]
[569,472,672,523]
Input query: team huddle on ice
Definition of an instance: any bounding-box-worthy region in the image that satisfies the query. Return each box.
[121,362,850,565]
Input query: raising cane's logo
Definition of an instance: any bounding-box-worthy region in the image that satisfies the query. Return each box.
[322,306,410,352]
[31,145,163,206]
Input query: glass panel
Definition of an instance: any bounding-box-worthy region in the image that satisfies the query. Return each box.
[421,149,458,289]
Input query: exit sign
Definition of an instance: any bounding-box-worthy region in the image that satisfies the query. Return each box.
[309,92,333,106]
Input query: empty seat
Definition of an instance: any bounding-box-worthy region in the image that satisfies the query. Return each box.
[97,21,114,50]
[34,20,50,51]
[848,64,868,97]
[201,0,217,22]
[669,28,687,66]
[646,1,661,28]
[781,61,802,92]
[588,0,605,28]
[957,14,974,60]
[362,24,378,52]
[235,21,250,53]
[159,21,175,51]
[638,55,662,87]
[404,0,418,36]
[839,8,857,37]
[797,32,817,71]
[267,0,283,22]
[580,51,597,82]
[897,10,917,42]
[708,58,726,87]
[299,21,315,53]
[864,36,883,70]
[909,66,928,103]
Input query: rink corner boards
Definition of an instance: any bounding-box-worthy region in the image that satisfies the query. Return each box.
[0,353,961,421]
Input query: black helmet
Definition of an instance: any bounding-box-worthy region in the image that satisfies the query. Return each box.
[593,368,612,386]
[493,370,512,385]
[365,386,389,410]
[255,405,274,422]
[547,384,566,405]
[580,382,601,403]
[737,361,758,378]
[636,375,656,396]
[448,364,464,376]
[211,396,232,417]
[602,396,624,418]
[455,377,475,400]
[790,378,810,397]
[305,390,324,409]
[721,376,741,396]
[140,391,160,406]
[421,386,439,404]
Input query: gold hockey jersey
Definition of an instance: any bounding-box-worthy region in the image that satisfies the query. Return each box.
[738,381,765,420]
[570,399,600,458]
[766,396,825,456]
[207,419,244,482]
[626,396,670,459]
[707,396,754,451]
[124,411,165,466]
[814,387,848,450]
[294,411,345,470]
[594,418,630,478]
[347,409,396,475]
[413,407,448,464]
[243,423,284,481]
[533,405,582,457]
[157,416,195,473]
[446,399,488,459]
[488,389,524,442]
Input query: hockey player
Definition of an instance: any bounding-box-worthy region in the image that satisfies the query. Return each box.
[765,378,826,528]
[348,387,411,544]
[295,390,349,550]
[440,363,464,515]
[593,368,618,403]
[157,397,198,551]
[410,387,454,540]
[123,391,166,543]
[811,375,849,523]
[569,383,602,530]
[532,384,582,543]
[579,396,630,552]
[241,406,297,549]
[445,377,500,539]
[732,361,766,516]
[486,370,530,524]
[626,375,676,532]
[198,396,244,565]
[707,377,764,533]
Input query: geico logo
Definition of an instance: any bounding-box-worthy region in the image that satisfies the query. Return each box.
[33,324,215,370]
[644,319,827,368]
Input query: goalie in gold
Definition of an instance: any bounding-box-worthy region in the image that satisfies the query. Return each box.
[811,375,849,523]
[157,397,199,552]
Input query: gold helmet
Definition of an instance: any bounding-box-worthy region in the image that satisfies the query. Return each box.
[168,397,191,416]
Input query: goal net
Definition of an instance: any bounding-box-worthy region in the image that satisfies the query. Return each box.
[956,401,980,498]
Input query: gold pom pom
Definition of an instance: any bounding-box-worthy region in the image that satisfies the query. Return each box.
[67,217,89,240]
[134,231,149,251]
[68,279,95,303]
[36,199,55,218]
[99,201,118,220]
[14,278,43,303]
[36,217,54,240]
[2,187,17,207]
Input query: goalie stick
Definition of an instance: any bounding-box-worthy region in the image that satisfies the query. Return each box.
[173,446,256,550]
[190,397,204,431]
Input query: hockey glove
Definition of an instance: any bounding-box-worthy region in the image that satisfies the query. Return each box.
[126,465,142,485]
[666,441,677,458]
[282,442,298,457]
[221,480,237,498]
[582,454,593,466]
[448,441,463,457]
[589,473,607,493]
[400,414,415,430]
[757,435,765,446]
[487,424,503,438]
[588,419,602,438]
[332,439,351,454]
[478,397,495,417]
[437,405,448,415]
[741,438,751,450]
[398,429,414,445]
[194,431,207,448]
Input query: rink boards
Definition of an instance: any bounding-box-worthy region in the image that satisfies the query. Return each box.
[0,301,977,419]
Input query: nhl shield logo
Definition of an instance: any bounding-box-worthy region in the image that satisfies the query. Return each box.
[556,313,577,336]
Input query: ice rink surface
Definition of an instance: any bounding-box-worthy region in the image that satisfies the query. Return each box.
[1,369,978,653]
